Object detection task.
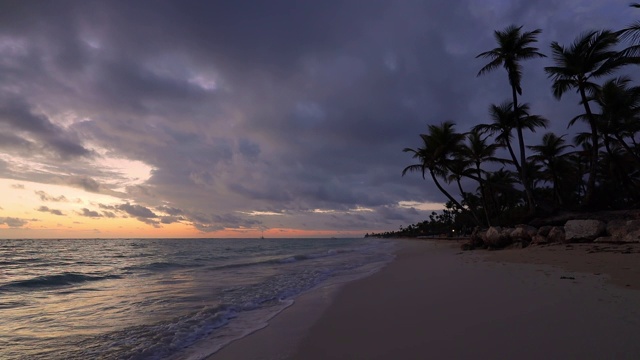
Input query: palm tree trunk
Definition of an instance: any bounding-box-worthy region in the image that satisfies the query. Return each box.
[512,86,536,214]
[429,169,480,226]
[615,135,640,164]
[578,85,599,207]
[552,170,563,206]
[455,178,482,226]
[505,138,521,173]
[475,162,491,226]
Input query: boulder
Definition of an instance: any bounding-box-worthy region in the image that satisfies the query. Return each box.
[485,226,512,248]
[547,226,566,243]
[484,226,501,244]
[623,229,640,243]
[531,234,548,245]
[607,219,629,239]
[537,226,553,237]
[470,227,486,247]
[607,220,640,242]
[564,219,606,242]
[511,225,537,241]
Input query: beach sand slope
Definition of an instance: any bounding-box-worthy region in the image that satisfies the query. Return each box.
[212,240,640,360]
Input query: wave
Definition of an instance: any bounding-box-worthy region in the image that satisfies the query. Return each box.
[122,261,204,273]
[0,273,122,291]
[206,249,348,272]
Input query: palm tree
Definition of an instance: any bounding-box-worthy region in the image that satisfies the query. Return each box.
[402,121,468,215]
[528,133,573,205]
[477,25,546,214]
[460,129,506,226]
[591,77,640,163]
[544,29,625,206]
[444,155,482,225]
[618,3,640,59]
[474,101,548,186]
[474,102,520,172]
[482,168,521,219]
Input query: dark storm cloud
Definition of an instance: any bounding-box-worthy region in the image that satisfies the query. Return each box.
[0,0,635,233]
[0,97,92,159]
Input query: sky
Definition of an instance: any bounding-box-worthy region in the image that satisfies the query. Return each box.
[0,0,637,238]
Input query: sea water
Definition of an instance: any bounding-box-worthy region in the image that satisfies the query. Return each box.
[0,238,394,359]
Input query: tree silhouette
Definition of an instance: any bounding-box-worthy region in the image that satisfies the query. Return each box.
[477,25,546,214]
[544,29,625,206]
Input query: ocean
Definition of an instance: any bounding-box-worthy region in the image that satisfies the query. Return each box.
[0,238,394,359]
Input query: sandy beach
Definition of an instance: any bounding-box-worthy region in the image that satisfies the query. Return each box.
[210,240,640,360]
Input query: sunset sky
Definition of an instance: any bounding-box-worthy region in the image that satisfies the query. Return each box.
[0,1,636,238]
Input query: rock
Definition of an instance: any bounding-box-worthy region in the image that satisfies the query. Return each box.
[607,220,640,242]
[537,226,553,237]
[511,225,537,241]
[548,226,566,243]
[623,229,640,243]
[470,227,486,247]
[564,219,606,242]
[531,234,548,245]
[607,219,629,239]
[485,226,512,248]
[504,241,525,249]
[594,236,614,243]
[485,226,501,244]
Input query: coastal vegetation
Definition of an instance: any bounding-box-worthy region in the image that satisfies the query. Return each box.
[384,4,640,239]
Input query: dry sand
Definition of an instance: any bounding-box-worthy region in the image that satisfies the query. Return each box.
[486,242,640,290]
[209,240,640,360]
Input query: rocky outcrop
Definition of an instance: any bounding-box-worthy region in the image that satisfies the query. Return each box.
[461,212,640,250]
[485,226,510,248]
[510,225,537,242]
[564,220,606,242]
[607,220,640,242]
[547,226,566,243]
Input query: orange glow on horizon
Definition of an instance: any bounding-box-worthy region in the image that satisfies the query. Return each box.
[0,179,378,239]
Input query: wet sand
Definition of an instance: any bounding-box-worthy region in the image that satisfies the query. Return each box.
[210,240,640,360]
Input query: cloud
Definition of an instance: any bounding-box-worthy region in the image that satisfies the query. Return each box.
[160,216,183,224]
[36,206,65,216]
[102,211,116,218]
[0,217,29,227]
[64,176,102,193]
[157,205,183,216]
[77,208,102,218]
[35,190,68,202]
[138,217,161,228]
[116,203,157,218]
[0,97,92,159]
[0,1,635,235]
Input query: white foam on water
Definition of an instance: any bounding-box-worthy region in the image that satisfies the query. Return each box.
[172,299,295,360]
[176,239,397,359]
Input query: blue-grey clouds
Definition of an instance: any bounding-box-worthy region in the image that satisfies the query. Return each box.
[0,0,635,233]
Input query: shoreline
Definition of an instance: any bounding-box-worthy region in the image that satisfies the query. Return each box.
[208,239,640,359]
